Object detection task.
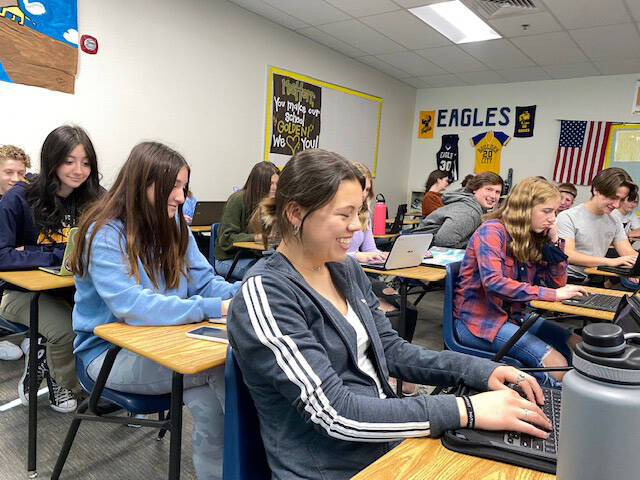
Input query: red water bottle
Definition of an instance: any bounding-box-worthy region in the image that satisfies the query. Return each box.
[373,194,387,236]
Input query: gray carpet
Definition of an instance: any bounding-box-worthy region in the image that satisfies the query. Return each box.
[0,290,447,479]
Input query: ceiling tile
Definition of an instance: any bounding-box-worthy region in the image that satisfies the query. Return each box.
[544,0,630,29]
[324,0,399,17]
[543,62,600,79]
[262,0,350,25]
[594,57,640,75]
[400,77,430,88]
[418,74,468,88]
[415,45,488,73]
[511,32,587,66]
[296,27,369,57]
[460,39,534,69]
[229,0,310,29]
[318,20,405,54]
[392,0,443,7]
[488,12,563,38]
[356,55,412,79]
[570,23,640,60]
[359,9,451,49]
[497,66,551,82]
[456,70,506,85]
[376,51,447,76]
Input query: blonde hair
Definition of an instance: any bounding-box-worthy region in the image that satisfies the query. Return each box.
[485,177,560,264]
[0,145,31,168]
[352,162,373,230]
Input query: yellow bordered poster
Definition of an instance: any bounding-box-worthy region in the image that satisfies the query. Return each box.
[264,66,382,176]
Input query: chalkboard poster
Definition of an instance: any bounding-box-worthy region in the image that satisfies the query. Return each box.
[270,73,321,156]
[264,67,382,176]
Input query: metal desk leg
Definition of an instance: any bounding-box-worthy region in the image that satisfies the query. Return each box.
[168,372,183,480]
[224,251,241,282]
[28,292,41,478]
[396,280,408,398]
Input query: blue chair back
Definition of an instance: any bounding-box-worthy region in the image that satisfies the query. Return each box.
[223,347,270,480]
[443,261,523,367]
[0,316,28,335]
[75,353,171,414]
[209,223,220,272]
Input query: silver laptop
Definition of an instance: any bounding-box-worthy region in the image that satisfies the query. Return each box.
[360,233,433,271]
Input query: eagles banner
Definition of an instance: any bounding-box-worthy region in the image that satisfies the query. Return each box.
[513,105,536,138]
[0,0,78,93]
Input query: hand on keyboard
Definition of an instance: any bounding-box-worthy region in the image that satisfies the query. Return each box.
[555,284,587,301]
[465,389,552,439]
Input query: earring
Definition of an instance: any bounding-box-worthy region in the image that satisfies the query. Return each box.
[293,224,300,236]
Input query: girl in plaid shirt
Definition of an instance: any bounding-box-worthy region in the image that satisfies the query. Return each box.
[454,177,585,387]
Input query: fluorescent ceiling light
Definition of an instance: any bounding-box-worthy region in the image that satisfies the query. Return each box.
[409,1,501,44]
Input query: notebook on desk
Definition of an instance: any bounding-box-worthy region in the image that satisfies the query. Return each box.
[359,233,432,271]
[596,254,640,276]
[38,227,78,276]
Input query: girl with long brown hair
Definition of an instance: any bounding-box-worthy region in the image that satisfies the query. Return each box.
[72,142,239,479]
[454,177,585,386]
[214,161,279,280]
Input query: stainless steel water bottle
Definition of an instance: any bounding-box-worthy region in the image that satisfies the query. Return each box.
[557,323,640,480]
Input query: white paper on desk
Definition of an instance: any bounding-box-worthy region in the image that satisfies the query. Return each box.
[208,315,227,324]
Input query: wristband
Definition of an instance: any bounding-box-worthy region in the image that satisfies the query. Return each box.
[461,395,475,429]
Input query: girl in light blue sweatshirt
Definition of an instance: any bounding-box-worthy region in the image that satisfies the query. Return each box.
[71,142,239,480]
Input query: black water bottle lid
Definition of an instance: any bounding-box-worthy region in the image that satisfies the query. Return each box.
[582,323,625,349]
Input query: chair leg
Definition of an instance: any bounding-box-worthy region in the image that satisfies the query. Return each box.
[51,402,88,479]
[157,410,169,441]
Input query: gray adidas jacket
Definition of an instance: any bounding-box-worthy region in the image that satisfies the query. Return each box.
[228,252,497,479]
[417,189,484,248]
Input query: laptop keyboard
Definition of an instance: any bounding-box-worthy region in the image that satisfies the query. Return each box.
[503,388,560,456]
[562,293,622,312]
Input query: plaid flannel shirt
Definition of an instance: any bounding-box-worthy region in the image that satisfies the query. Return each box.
[453,220,567,342]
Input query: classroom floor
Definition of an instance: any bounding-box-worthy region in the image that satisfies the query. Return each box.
[0,289,446,479]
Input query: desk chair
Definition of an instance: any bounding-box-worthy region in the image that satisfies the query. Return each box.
[208,223,220,273]
[223,347,270,480]
[0,282,29,336]
[442,261,524,367]
[52,345,172,479]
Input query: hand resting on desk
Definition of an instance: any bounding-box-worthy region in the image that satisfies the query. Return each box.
[554,285,587,301]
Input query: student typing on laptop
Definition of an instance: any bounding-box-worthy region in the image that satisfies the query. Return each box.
[557,168,638,287]
[454,178,585,387]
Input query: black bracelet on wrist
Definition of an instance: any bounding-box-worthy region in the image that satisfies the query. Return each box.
[461,395,475,429]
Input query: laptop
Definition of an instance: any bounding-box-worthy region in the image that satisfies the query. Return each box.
[359,233,432,271]
[190,201,226,227]
[596,254,640,276]
[39,227,78,276]
[421,246,466,268]
[563,282,640,313]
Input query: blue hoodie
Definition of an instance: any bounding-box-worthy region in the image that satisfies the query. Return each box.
[73,220,241,366]
[0,177,68,270]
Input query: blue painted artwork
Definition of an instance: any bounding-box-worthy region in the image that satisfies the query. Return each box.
[0,0,78,93]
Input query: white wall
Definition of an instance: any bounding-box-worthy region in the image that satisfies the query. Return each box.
[0,0,416,210]
[408,74,640,204]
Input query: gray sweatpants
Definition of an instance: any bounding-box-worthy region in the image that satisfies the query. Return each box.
[88,348,225,480]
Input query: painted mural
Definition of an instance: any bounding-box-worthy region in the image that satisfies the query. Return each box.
[0,0,78,93]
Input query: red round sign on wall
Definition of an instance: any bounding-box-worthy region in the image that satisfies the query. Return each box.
[80,35,98,54]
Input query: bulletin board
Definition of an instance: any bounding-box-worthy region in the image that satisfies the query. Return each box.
[264,66,383,176]
[604,124,640,180]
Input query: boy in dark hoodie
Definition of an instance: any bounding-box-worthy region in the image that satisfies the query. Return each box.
[417,172,503,248]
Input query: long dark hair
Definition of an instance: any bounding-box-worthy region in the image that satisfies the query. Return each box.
[243,162,280,218]
[252,149,364,248]
[25,125,101,237]
[72,142,190,289]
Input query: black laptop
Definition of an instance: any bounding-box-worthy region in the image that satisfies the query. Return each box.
[190,201,226,227]
[597,254,640,276]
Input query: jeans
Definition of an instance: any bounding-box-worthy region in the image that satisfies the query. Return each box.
[455,317,572,387]
[88,348,225,480]
[214,256,257,281]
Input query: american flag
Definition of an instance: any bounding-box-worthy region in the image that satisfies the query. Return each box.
[553,120,612,185]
